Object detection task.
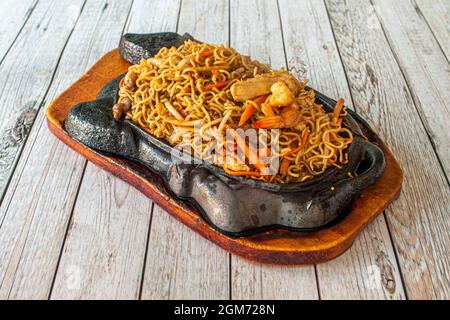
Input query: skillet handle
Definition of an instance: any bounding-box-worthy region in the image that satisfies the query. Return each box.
[349,140,386,193]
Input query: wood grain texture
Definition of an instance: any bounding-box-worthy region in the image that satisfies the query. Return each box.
[415,0,450,60]
[0,0,37,62]
[0,0,85,299]
[50,164,152,299]
[0,0,133,299]
[232,256,318,299]
[372,0,450,179]
[230,0,318,299]
[142,206,229,299]
[280,0,404,300]
[317,216,405,299]
[124,0,181,33]
[0,0,84,204]
[137,0,230,300]
[326,0,450,299]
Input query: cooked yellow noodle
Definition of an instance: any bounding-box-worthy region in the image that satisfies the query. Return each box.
[117,40,352,183]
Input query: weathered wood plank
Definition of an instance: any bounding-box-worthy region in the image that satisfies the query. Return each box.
[177,0,228,45]
[326,0,450,299]
[232,257,318,299]
[50,164,152,299]
[280,0,405,300]
[0,0,133,299]
[372,0,450,179]
[317,216,405,299]
[0,0,37,63]
[124,0,181,33]
[0,0,84,205]
[230,0,318,300]
[415,0,450,60]
[138,0,230,300]
[142,206,230,299]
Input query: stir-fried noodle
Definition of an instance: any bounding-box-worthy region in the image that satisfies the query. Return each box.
[114,40,352,183]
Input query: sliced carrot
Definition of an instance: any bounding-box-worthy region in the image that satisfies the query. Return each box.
[196,50,214,62]
[203,81,228,91]
[262,104,275,116]
[252,116,283,129]
[253,94,269,106]
[239,104,256,126]
[284,127,309,157]
[238,95,269,126]
[280,158,290,176]
[230,129,267,172]
[223,167,261,177]
[214,81,228,89]
[332,98,345,119]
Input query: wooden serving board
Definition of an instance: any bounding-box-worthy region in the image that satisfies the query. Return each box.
[46,49,403,265]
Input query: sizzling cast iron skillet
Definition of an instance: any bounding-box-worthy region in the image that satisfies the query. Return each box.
[64,33,386,237]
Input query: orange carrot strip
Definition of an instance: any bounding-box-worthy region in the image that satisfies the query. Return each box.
[284,128,309,157]
[280,158,290,176]
[253,94,269,106]
[203,81,228,91]
[252,116,283,129]
[239,104,256,126]
[230,130,267,172]
[196,50,214,62]
[332,98,345,119]
[223,167,261,177]
[239,95,270,126]
[214,81,228,89]
[263,104,275,116]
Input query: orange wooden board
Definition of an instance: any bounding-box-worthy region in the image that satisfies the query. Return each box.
[46,49,403,265]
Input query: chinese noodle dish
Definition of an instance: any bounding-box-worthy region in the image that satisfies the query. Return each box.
[112,40,353,184]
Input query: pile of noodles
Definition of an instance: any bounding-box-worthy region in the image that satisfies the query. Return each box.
[117,40,353,184]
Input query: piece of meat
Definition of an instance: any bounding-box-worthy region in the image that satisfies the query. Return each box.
[121,97,131,110]
[112,104,123,120]
[112,98,132,120]
[230,71,301,102]
[124,72,138,89]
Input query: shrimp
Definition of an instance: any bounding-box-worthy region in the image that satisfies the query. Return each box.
[252,102,305,130]
[253,95,346,130]
[268,81,293,107]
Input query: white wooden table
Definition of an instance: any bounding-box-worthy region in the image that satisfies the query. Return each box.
[0,0,448,300]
